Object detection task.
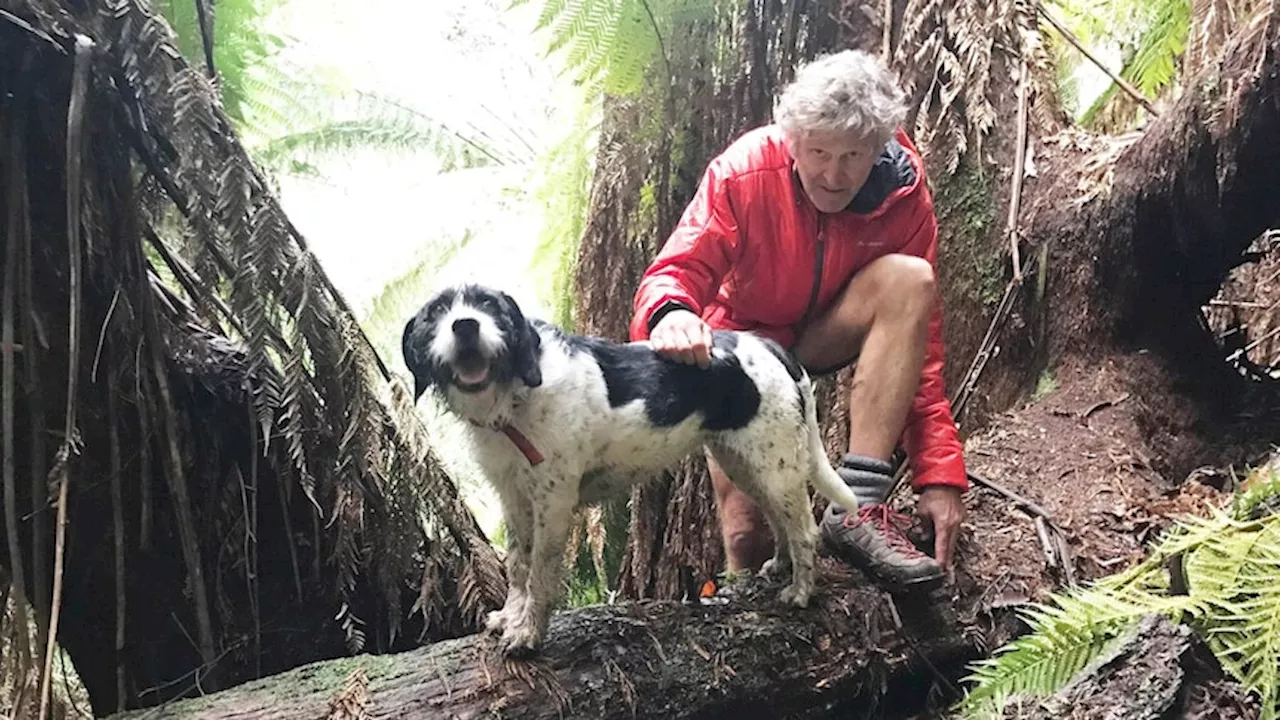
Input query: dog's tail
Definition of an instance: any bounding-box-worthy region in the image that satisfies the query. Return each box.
[798,370,862,514]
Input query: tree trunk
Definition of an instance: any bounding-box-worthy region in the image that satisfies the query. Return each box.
[108,565,996,720]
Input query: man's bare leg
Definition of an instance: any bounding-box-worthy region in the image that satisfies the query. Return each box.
[706,253,941,585]
[708,449,774,572]
[795,253,945,588]
[793,253,934,467]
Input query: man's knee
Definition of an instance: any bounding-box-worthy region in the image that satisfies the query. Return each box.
[863,253,935,319]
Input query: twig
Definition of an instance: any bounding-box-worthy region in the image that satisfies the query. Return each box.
[1007,60,1030,283]
[885,595,959,698]
[193,0,216,81]
[244,405,262,678]
[1036,2,1159,116]
[17,43,50,665]
[108,363,127,711]
[0,8,65,52]
[968,470,1053,520]
[1080,392,1130,422]
[91,285,122,382]
[135,343,153,549]
[143,265,220,684]
[3,46,33,671]
[40,34,93,720]
[1054,528,1077,587]
[1034,516,1059,569]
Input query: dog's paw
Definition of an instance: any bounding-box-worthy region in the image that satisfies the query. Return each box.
[778,581,813,608]
[758,556,791,581]
[485,609,509,634]
[500,619,544,657]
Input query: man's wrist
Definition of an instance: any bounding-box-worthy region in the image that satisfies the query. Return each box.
[647,301,697,333]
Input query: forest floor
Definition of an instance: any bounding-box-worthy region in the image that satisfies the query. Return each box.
[887,347,1276,718]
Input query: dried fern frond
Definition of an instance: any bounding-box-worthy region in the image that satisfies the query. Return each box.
[91,0,508,652]
[894,0,1041,172]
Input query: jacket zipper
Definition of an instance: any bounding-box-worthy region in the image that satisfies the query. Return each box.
[795,213,827,337]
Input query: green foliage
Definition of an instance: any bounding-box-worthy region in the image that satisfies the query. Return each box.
[517,0,714,98]
[361,231,476,365]
[157,0,503,180]
[1121,0,1190,98]
[1046,0,1191,130]
[955,472,1280,719]
[526,95,599,329]
[1033,369,1058,399]
[158,0,286,126]
[240,64,506,177]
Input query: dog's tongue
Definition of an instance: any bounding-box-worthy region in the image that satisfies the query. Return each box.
[456,365,489,385]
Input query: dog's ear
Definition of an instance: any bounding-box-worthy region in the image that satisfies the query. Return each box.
[502,292,543,388]
[402,314,432,400]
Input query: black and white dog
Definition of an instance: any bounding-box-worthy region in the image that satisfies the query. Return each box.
[402,283,861,655]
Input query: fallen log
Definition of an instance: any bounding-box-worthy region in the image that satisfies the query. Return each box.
[109,564,993,719]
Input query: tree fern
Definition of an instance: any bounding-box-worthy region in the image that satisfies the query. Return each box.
[956,476,1280,719]
[520,0,711,98]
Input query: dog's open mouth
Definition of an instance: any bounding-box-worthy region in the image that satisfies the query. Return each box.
[451,354,491,391]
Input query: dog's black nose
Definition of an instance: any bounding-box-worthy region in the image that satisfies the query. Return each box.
[452,317,480,338]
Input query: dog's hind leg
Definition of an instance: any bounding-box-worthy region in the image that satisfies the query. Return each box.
[706,439,819,607]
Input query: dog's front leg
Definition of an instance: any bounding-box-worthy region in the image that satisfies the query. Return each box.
[501,490,575,656]
[487,489,534,635]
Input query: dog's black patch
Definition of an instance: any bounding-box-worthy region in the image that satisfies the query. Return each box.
[562,330,761,430]
[759,336,803,382]
[758,336,806,416]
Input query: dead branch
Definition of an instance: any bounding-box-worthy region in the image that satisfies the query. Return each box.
[3,41,32,672]
[39,33,93,720]
[107,358,126,712]
[1007,60,1030,283]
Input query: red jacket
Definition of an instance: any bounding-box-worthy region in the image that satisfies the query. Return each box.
[629,125,967,492]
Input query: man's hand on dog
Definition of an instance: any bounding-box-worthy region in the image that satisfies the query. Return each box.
[651,309,713,368]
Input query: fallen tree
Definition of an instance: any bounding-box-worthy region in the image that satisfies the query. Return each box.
[110,563,993,720]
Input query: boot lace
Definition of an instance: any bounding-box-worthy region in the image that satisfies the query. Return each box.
[844,504,926,558]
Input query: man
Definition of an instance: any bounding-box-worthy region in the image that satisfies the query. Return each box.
[628,49,967,590]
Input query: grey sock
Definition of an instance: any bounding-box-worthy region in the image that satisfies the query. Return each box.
[831,454,893,512]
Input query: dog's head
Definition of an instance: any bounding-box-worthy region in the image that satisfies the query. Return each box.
[402,284,543,401]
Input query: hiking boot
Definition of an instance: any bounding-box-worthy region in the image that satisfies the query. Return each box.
[822,502,945,591]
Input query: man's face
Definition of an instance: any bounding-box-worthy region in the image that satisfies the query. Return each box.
[790,129,882,214]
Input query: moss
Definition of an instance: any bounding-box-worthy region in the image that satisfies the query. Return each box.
[1034,368,1058,399]
[934,162,1003,309]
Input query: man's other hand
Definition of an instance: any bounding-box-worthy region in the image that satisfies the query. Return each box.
[915,485,965,572]
[651,309,713,368]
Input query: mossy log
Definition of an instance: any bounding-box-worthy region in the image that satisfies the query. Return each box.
[109,566,985,720]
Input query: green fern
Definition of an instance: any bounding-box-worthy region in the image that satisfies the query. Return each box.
[956,479,1280,719]
[1123,0,1190,97]
[520,0,712,98]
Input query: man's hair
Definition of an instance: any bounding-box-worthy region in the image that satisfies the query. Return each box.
[774,50,908,148]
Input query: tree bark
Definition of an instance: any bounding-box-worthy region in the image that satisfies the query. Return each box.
[108,565,991,720]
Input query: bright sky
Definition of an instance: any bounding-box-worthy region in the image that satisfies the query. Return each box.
[264,0,570,320]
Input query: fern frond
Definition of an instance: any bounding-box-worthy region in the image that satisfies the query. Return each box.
[959,482,1280,719]
[1121,0,1191,97]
